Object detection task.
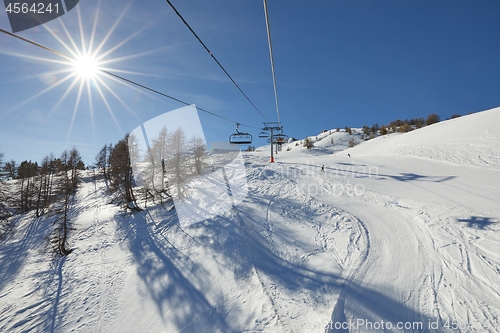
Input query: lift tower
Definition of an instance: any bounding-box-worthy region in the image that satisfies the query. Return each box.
[262,122,282,163]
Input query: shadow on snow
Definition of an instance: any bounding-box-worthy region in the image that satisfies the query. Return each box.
[457,216,497,230]
[0,214,52,293]
[115,208,235,332]
[115,189,441,332]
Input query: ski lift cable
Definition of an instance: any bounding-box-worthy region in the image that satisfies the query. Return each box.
[188,0,246,90]
[164,0,270,122]
[191,1,271,133]
[0,28,73,61]
[263,0,281,128]
[100,70,257,127]
[0,28,259,129]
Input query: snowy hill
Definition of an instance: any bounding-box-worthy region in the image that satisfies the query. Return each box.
[1,108,500,332]
[348,107,500,169]
[276,128,364,154]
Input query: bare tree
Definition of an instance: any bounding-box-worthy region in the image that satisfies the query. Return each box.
[53,148,82,255]
[56,170,73,255]
[68,147,83,191]
[149,126,169,192]
[2,160,17,180]
[17,160,39,213]
[425,113,440,126]
[35,154,56,217]
[189,135,207,176]
[95,144,111,184]
[303,137,314,149]
[109,134,139,208]
[166,128,189,198]
[0,151,8,221]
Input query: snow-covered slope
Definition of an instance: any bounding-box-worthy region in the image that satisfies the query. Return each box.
[1,108,499,332]
[278,128,364,154]
[350,107,500,169]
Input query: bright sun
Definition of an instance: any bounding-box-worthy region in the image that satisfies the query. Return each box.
[73,54,99,80]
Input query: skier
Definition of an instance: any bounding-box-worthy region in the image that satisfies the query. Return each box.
[321,165,324,172]
[348,153,351,158]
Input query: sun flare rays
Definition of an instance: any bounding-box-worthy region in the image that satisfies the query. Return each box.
[0,0,163,147]
[72,54,100,80]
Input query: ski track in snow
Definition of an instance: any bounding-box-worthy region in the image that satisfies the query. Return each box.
[274,143,500,332]
[62,178,129,333]
[241,161,370,332]
[1,109,500,332]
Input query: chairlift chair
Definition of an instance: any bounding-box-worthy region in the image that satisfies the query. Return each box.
[229,123,253,145]
[271,133,289,144]
[229,133,253,145]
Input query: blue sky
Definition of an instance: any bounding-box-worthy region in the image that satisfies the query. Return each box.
[1,0,500,165]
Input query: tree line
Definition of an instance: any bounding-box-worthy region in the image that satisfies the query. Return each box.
[0,148,84,254]
[1,127,211,253]
[128,127,209,206]
[356,112,454,138]
[95,134,138,207]
[92,126,208,209]
[0,148,84,216]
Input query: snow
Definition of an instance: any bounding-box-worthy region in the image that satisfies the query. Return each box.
[350,107,500,169]
[1,107,500,332]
